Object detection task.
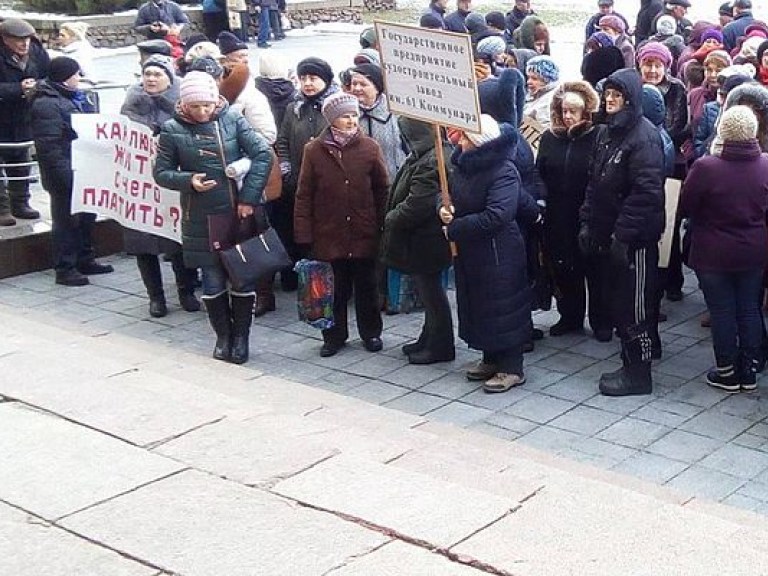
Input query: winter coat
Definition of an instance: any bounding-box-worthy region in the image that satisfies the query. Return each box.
[642,83,675,177]
[294,129,389,261]
[219,64,277,144]
[722,11,755,52]
[656,76,689,148]
[523,82,558,130]
[134,0,189,39]
[724,84,768,152]
[446,124,532,353]
[153,100,273,267]
[537,81,601,270]
[380,118,452,275]
[693,100,719,158]
[255,76,297,129]
[505,7,532,37]
[29,81,82,197]
[58,40,95,79]
[581,45,625,88]
[0,38,50,142]
[581,68,665,249]
[422,3,447,28]
[444,9,469,33]
[687,84,716,139]
[614,34,636,69]
[275,86,336,198]
[680,139,768,272]
[635,0,663,45]
[359,95,406,183]
[120,81,182,256]
[513,15,550,55]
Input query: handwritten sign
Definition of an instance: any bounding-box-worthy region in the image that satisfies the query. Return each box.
[71,114,181,243]
[375,21,480,132]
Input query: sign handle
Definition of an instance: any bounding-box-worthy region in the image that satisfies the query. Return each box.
[434,123,457,257]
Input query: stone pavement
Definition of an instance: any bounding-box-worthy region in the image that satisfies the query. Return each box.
[2,265,768,575]
[2,254,768,521]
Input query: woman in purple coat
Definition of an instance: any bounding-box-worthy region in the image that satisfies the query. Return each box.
[680,105,768,393]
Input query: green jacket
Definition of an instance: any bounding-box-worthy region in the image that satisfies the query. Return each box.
[380,118,452,275]
[154,100,273,267]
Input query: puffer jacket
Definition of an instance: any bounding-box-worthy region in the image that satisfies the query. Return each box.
[581,68,665,249]
[446,124,533,352]
[380,118,452,275]
[0,38,50,142]
[153,99,274,267]
[275,85,337,198]
[359,95,406,183]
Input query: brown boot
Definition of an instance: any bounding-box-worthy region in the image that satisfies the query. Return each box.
[0,190,15,226]
[253,276,276,318]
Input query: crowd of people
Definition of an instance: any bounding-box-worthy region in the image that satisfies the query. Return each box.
[2,0,768,398]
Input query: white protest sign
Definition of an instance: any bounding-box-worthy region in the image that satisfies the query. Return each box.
[375,21,481,133]
[71,114,181,243]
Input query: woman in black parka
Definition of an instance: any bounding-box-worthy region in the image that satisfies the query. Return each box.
[381,117,454,365]
[441,114,535,393]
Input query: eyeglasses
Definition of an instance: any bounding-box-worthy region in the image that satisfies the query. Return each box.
[604,89,624,100]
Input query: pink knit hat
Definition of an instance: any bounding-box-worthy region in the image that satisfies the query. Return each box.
[321,92,359,125]
[637,41,673,68]
[180,71,219,104]
[599,14,625,34]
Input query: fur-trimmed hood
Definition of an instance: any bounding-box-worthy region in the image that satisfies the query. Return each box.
[549,80,599,137]
[723,82,768,151]
[514,15,550,54]
[451,123,519,173]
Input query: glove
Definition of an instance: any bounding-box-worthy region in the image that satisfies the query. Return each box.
[279,161,291,176]
[438,204,454,225]
[577,224,593,256]
[609,236,629,267]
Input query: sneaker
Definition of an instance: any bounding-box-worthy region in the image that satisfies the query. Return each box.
[706,367,740,393]
[77,260,114,275]
[466,360,497,381]
[483,372,525,393]
[55,269,89,287]
[363,337,383,352]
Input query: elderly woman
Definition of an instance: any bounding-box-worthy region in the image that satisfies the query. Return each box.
[55,21,94,79]
[599,14,634,68]
[523,55,560,130]
[154,72,273,365]
[121,55,200,318]
[537,81,611,341]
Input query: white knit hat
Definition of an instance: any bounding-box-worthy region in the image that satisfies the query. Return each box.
[321,92,360,125]
[466,114,501,147]
[718,105,758,142]
[180,71,219,104]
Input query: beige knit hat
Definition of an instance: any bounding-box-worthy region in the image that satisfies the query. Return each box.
[718,105,758,142]
[321,92,359,125]
[466,114,501,147]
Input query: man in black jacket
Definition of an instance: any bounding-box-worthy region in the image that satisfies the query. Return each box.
[635,0,664,45]
[579,68,665,396]
[0,18,49,225]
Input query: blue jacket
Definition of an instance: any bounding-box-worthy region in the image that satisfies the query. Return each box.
[722,11,754,52]
[694,100,719,159]
[641,84,675,177]
[446,124,532,352]
[202,0,226,13]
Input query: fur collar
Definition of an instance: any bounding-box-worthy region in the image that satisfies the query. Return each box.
[551,120,594,139]
[451,123,518,173]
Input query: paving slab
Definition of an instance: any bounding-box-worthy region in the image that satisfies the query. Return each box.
[333,541,484,575]
[272,455,514,548]
[0,403,183,519]
[0,502,154,576]
[62,470,387,576]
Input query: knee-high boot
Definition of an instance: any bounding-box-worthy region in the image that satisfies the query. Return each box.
[230,292,255,364]
[203,291,231,361]
[170,253,200,312]
[136,254,167,318]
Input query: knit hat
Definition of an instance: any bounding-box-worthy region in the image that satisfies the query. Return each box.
[465,12,487,34]
[187,56,224,79]
[296,57,334,86]
[419,13,443,29]
[485,11,506,30]
[184,33,208,54]
[137,39,172,57]
[721,74,755,95]
[701,28,724,45]
[719,63,757,81]
[59,21,89,41]
[758,40,768,65]
[184,41,223,64]
[719,2,734,16]
[637,41,673,68]
[258,51,289,79]
[321,92,359,125]
[582,45,625,87]
[668,0,690,6]
[718,104,758,141]
[142,54,175,83]
[0,18,35,38]
[180,70,219,104]
[526,55,559,84]
[351,63,384,94]
[655,15,676,36]
[48,56,80,83]
[477,36,506,60]
[704,49,732,69]
[599,14,625,34]
[587,31,614,50]
[466,114,501,147]
[217,30,247,55]
[359,27,377,49]
[739,35,765,60]
[745,22,768,39]
[598,0,613,5]
[353,48,381,66]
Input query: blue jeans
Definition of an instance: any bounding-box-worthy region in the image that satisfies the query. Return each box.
[696,269,764,366]
[257,6,271,44]
[200,261,255,296]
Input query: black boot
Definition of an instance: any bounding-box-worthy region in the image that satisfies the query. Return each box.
[203,292,231,361]
[170,254,200,312]
[599,362,652,396]
[0,186,15,226]
[8,182,39,220]
[254,276,276,317]
[136,255,167,318]
[402,327,427,355]
[230,292,255,364]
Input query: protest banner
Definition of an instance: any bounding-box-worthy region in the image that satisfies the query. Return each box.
[71,114,181,243]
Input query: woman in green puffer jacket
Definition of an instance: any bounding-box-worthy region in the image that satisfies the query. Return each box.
[154,71,273,365]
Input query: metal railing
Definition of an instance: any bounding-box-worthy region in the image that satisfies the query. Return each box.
[0,141,37,183]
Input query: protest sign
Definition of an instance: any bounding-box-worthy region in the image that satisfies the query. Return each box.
[71,114,181,243]
[375,21,480,133]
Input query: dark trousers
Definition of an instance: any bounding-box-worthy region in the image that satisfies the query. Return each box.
[697,269,764,367]
[411,271,454,353]
[665,213,684,294]
[483,346,524,375]
[608,245,658,366]
[267,196,299,289]
[322,258,382,345]
[202,11,230,41]
[268,8,284,38]
[136,252,196,299]
[48,188,95,272]
[553,252,611,331]
[0,147,31,212]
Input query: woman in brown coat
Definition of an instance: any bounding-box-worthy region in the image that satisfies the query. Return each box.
[294,92,389,357]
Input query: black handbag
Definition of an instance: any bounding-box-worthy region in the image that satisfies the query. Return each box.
[219,226,292,291]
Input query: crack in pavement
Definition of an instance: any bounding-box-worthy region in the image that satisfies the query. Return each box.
[320,539,394,575]
[250,451,340,490]
[144,416,228,450]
